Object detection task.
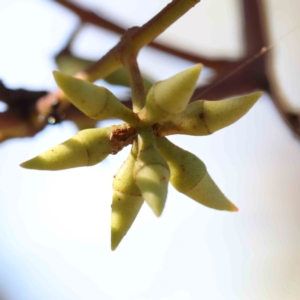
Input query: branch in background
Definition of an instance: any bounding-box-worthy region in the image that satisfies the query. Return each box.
[54,0,229,72]
[1,0,299,142]
[242,0,268,56]
[191,0,300,138]
[0,81,48,142]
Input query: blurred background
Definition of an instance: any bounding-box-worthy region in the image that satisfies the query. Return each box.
[0,0,300,299]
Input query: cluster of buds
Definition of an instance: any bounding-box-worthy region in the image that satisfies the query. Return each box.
[21,64,262,250]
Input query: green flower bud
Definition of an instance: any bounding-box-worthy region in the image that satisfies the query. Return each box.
[157,92,262,136]
[21,126,119,170]
[55,55,153,92]
[53,71,139,126]
[56,54,94,75]
[111,143,143,250]
[105,67,153,92]
[133,128,170,216]
[156,137,237,212]
[138,64,202,124]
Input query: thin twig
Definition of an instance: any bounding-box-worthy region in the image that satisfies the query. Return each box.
[1,0,299,142]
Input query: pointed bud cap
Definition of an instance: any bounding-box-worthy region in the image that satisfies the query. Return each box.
[111,191,144,251]
[53,71,138,126]
[138,64,202,124]
[20,127,114,170]
[134,164,169,217]
[205,92,263,133]
[133,129,170,216]
[186,173,238,212]
[111,147,144,250]
[157,92,262,136]
[156,137,237,212]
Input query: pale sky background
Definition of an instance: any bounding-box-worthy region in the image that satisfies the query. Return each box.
[0,1,300,300]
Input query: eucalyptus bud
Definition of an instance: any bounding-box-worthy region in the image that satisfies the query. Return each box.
[138,64,202,124]
[156,137,237,212]
[21,126,119,170]
[157,92,262,136]
[55,54,94,75]
[105,67,153,92]
[53,71,139,126]
[111,143,143,250]
[133,128,170,216]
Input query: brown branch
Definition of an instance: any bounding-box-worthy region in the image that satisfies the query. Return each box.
[0,110,45,142]
[191,0,300,138]
[1,0,299,143]
[242,0,268,56]
[266,53,300,138]
[53,0,229,71]
[54,0,125,35]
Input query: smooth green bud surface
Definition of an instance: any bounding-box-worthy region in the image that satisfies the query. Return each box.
[185,173,238,211]
[56,54,93,75]
[105,67,153,92]
[138,64,202,124]
[157,92,262,136]
[55,56,153,92]
[134,164,169,217]
[134,129,169,216]
[156,137,237,212]
[21,127,114,170]
[111,147,143,250]
[53,71,138,126]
